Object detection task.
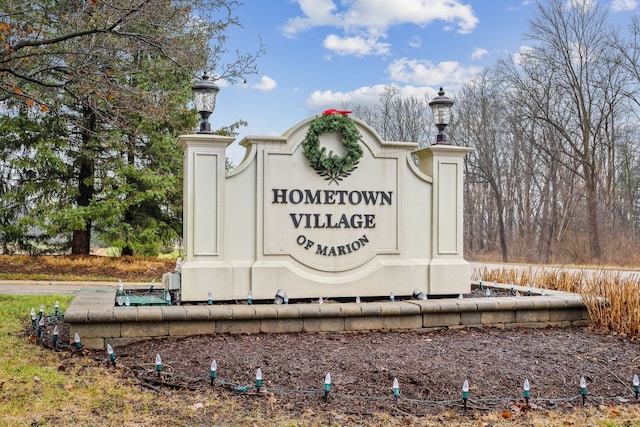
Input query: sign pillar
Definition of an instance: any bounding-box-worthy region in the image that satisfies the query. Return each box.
[177,134,235,301]
[414,145,473,295]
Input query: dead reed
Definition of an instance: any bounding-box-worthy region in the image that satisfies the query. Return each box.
[477,266,640,339]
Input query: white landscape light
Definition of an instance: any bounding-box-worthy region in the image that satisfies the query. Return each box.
[54,300,60,316]
[207,291,213,305]
[74,332,81,349]
[633,374,639,399]
[53,324,59,349]
[255,368,263,392]
[462,379,469,412]
[247,290,253,305]
[155,354,162,373]
[323,372,331,402]
[125,296,130,306]
[523,378,530,405]
[390,291,395,302]
[118,279,123,294]
[580,376,587,406]
[392,377,400,406]
[192,72,220,134]
[274,289,287,305]
[210,359,217,385]
[107,343,116,365]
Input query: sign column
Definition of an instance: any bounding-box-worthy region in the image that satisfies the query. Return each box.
[177,134,235,301]
[415,145,473,295]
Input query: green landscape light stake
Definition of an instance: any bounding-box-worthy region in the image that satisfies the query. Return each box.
[255,368,263,392]
[247,290,252,305]
[210,360,217,385]
[52,325,59,350]
[523,378,530,406]
[633,374,639,400]
[106,344,116,366]
[155,354,162,376]
[462,379,469,413]
[393,378,400,407]
[54,301,60,318]
[207,292,213,305]
[580,376,587,406]
[30,308,37,327]
[323,372,331,403]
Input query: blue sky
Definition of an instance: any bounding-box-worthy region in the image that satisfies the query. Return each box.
[210,0,638,165]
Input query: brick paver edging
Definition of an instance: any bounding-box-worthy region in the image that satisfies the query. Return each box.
[64,287,591,349]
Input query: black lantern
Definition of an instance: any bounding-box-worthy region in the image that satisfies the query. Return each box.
[428,87,454,144]
[192,72,220,134]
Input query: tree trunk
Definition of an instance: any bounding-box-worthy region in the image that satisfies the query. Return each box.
[71,107,96,255]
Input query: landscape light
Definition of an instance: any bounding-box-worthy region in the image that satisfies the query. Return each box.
[31,309,37,327]
[633,374,639,400]
[39,304,44,314]
[318,297,323,304]
[462,379,469,413]
[356,296,361,303]
[486,288,491,298]
[523,378,530,405]
[392,378,400,406]
[210,359,217,385]
[247,290,252,305]
[580,376,587,406]
[74,332,82,349]
[255,368,263,392]
[284,295,289,304]
[390,292,395,302]
[458,293,463,299]
[107,343,116,365]
[207,292,213,305]
[324,372,331,402]
[192,72,220,134]
[412,289,427,300]
[53,325,59,350]
[125,296,130,307]
[37,316,45,337]
[479,280,483,290]
[149,279,155,291]
[274,289,287,305]
[166,291,171,306]
[155,354,162,374]
[117,296,123,306]
[118,280,123,295]
[54,301,60,317]
[428,87,454,144]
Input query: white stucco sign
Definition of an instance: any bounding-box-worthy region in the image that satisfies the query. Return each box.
[177,113,472,302]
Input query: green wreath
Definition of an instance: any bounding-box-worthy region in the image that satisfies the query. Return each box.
[302,113,363,185]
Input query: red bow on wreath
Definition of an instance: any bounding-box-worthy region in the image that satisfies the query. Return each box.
[322,109,352,116]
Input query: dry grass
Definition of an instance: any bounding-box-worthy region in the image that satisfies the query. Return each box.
[0,255,176,282]
[477,266,640,339]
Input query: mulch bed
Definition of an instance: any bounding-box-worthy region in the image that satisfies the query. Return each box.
[103,326,640,417]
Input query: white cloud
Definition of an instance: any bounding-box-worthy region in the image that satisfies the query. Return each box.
[306,84,439,112]
[282,0,479,55]
[387,58,482,87]
[471,47,488,60]
[611,0,637,11]
[323,33,390,56]
[252,76,277,92]
[282,0,340,37]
